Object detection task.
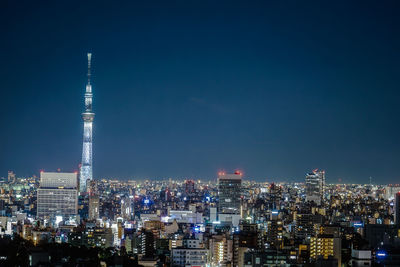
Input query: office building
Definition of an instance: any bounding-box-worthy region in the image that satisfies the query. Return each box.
[295,214,319,239]
[89,194,100,220]
[305,169,325,205]
[218,171,242,215]
[37,172,78,218]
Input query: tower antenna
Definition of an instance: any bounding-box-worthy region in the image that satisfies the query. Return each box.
[87,53,92,85]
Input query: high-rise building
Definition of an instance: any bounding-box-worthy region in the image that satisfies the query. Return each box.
[89,194,100,220]
[80,53,95,192]
[266,219,284,249]
[185,179,195,195]
[7,171,16,183]
[310,234,341,266]
[218,171,242,215]
[295,214,317,239]
[88,180,99,220]
[385,185,400,200]
[37,172,78,218]
[395,192,400,226]
[141,230,156,258]
[121,196,132,220]
[210,234,233,266]
[305,169,325,205]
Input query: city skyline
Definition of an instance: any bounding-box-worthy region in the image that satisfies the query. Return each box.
[1,1,400,183]
[2,2,400,266]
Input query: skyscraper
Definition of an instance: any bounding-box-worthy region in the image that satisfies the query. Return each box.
[80,53,95,192]
[7,171,16,183]
[89,194,100,220]
[88,180,100,220]
[37,172,78,218]
[218,171,242,215]
[305,169,325,205]
[121,196,132,220]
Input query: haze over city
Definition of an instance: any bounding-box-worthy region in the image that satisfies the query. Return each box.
[1,1,400,183]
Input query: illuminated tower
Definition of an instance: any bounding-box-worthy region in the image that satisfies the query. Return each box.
[80,53,94,192]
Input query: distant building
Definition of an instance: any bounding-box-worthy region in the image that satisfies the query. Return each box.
[385,185,400,200]
[218,171,242,215]
[365,224,399,248]
[121,196,132,220]
[185,179,195,195]
[37,172,78,219]
[266,219,283,249]
[140,230,156,258]
[305,169,325,205]
[395,192,400,226]
[295,213,323,240]
[89,194,100,220]
[7,171,16,183]
[243,249,289,266]
[172,248,208,267]
[69,226,113,248]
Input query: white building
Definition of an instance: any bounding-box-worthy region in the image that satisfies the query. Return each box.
[385,185,400,200]
[37,172,78,219]
[351,249,371,267]
[172,248,208,267]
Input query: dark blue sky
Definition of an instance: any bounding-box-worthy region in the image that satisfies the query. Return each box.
[1,1,399,183]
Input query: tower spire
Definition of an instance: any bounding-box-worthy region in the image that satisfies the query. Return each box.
[87,53,92,86]
[80,53,95,193]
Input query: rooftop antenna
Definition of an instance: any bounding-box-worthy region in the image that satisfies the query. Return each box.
[87,53,92,85]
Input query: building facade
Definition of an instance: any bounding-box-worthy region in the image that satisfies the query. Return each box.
[37,172,78,218]
[218,171,242,215]
[172,248,208,267]
[305,169,325,205]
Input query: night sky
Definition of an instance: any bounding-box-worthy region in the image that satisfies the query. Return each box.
[1,1,399,183]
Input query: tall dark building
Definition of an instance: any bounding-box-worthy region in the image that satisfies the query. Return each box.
[218,171,242,215]
[395,192,400,226]
[305,169,325,205]
[185,179,195,195]
[141,230,155,258]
